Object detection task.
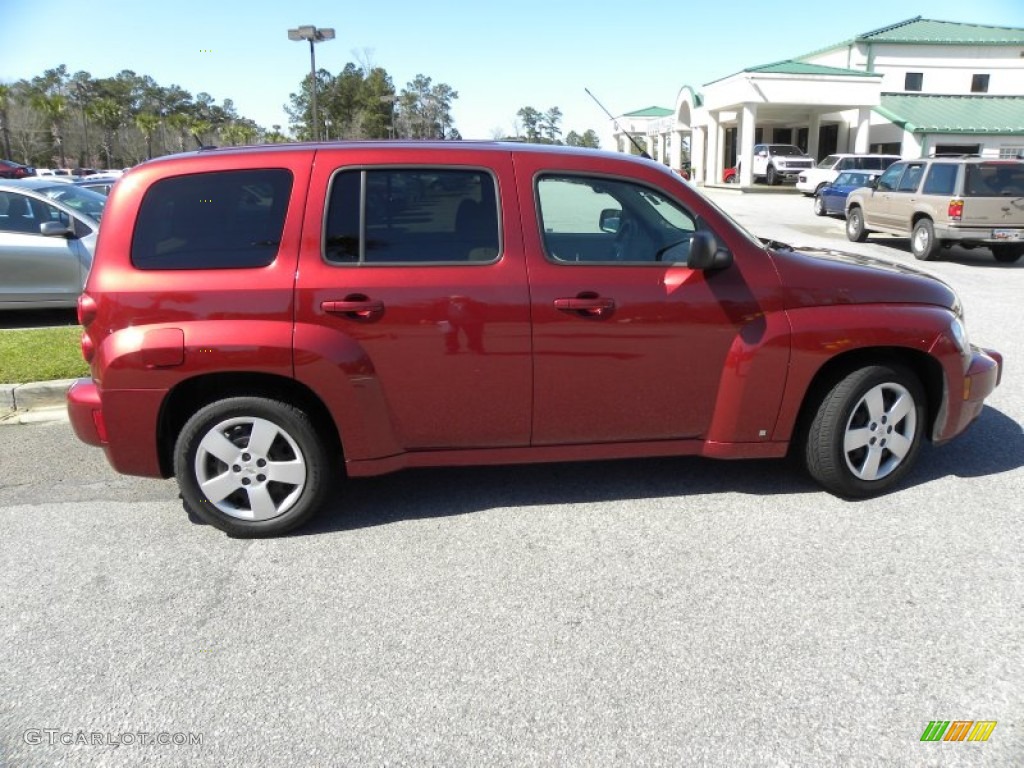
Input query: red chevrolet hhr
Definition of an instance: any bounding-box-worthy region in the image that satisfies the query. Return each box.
[67,142,1003,536]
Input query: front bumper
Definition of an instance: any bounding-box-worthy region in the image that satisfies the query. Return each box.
[933,346,1003,444]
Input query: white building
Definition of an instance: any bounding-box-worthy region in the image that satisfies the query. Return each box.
[614,17,1024,187]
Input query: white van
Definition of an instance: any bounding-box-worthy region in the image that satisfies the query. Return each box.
[797,154,901,195]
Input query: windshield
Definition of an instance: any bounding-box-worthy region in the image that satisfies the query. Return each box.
[770,145,804,157]
[834,171,875,187]
[36,184,107,222]
[817,155,840,169]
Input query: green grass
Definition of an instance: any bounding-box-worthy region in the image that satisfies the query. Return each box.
[0,327,89,384]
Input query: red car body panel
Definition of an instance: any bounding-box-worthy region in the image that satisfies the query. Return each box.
[66,142,1002,487]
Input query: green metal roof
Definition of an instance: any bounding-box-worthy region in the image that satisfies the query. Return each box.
[748,60,878,77]
[857,17,1024,44]
[876,94,1024,134]
[800,17,1024,58]
[622,106,673,118]
[705,60,878,86]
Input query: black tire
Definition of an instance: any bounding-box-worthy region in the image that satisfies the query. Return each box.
[813,194,827,217]
[992,244,1023,263]
[766,165,778,186]
[846,206,868,242]
[174,397,333,537]
[804,364,926,498]
[911,219,940,261]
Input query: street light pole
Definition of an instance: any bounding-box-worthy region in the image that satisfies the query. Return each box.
[287,25,335,142]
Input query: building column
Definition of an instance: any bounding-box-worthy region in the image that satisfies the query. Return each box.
[807,113,821,160]
[691,127,706,184]
[902,128,923,159]
[739,102,757,187]
[854,107,871,153]
[654,133,664,163]
[670,130,683,169]
[706,113,720,186]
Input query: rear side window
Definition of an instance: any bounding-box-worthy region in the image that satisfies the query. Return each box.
[324,168,499,264]
[896,164,925,192]
[922,164,958,195]
[964,164,1024,197]
[131,169,292,270]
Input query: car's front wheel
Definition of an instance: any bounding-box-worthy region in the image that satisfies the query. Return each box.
[992,244,1023,263]
[911,219,940,261]
[813,194,827,216]
[174,397,332,536]
[804,364,925,497]
[846,206,868,242]
[766,165,779,186]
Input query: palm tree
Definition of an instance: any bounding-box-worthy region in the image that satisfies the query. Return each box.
[87,98,125,169]
[135,111,160,159]
[30,92,68,167]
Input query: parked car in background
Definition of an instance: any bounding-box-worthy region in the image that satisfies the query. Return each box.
[74,176,119,196]
[797,154,900,196]
[0,160,36,179]
[11,178,108,222]
[737,144,814,185]
[846,157,1024,262]
[814,171,880,217]
[0,180,102,308]
[66,142,1002,537]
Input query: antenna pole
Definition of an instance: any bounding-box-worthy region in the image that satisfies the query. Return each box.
[585,87,650,159]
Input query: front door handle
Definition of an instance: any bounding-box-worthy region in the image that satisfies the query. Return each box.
[321,295,385,321]
[554,295,615,318]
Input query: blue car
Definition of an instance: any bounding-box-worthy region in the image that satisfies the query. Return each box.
[814,171,879,217]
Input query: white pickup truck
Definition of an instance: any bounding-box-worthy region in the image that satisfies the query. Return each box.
[739,144,814,185]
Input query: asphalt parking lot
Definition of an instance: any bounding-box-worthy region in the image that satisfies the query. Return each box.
[1,186,1021,767]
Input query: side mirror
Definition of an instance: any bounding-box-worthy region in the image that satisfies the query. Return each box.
[687,230,733,271]
[866,177,879,189]
[598,208,621,234]
[40,221,73,238]
[758,150,768,157]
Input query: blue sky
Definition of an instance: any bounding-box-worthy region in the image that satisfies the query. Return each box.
[3,0,1023,147]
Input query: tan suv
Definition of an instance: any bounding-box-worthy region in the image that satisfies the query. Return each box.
[845,157,1024,262]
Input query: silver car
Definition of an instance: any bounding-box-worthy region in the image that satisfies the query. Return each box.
[0,178,106,309]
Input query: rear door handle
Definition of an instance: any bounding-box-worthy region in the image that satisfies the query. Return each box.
[554,295,615,317]
[321,296,385,321]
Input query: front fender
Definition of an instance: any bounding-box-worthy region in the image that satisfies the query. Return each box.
[772,304,955,442]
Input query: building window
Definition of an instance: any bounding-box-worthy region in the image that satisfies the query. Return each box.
[904,72,923,91]
[999,146,1024,159]
[971,74,990,93]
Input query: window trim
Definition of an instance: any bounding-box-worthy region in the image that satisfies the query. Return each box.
[320,164,503,268]
[532,170,702,268]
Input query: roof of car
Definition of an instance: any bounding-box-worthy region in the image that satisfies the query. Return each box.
[134,140,649,169]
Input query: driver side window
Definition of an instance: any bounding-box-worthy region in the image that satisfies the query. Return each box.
[536,175,697,264]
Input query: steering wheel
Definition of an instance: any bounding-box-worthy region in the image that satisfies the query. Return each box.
[612,215,639,261]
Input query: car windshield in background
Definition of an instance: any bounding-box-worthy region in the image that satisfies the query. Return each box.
[770,145,804,156]
[965,164,1024,197]
[834,172,874,187]
[36,184,107,221]
[817,155,840,168]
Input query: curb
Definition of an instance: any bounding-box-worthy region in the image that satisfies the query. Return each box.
[0,379,74,426]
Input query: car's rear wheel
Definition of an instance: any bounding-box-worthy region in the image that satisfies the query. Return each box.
[846,207,868,242]
[992,244,1023,263]
[804,364,925,497]
[813,194,827,216]
[174,397,332,537]
[766,165,779,186]
[911,219,940,261]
